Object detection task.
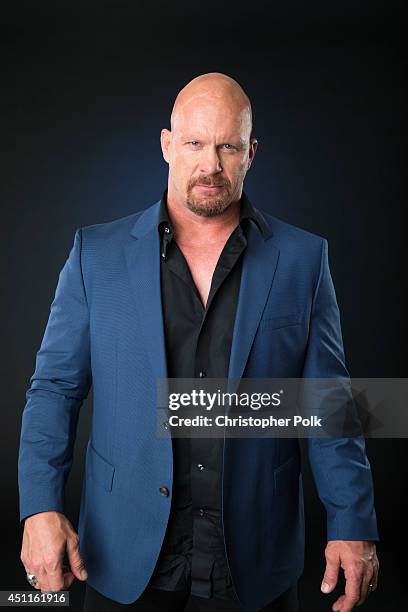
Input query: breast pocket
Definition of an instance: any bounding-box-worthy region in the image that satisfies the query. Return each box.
[259,311,303,331]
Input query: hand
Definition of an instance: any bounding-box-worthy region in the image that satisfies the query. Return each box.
[320,540,379,611]
[20,511,88,592]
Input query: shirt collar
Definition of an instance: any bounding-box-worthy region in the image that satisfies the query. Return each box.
[158,188,265,238]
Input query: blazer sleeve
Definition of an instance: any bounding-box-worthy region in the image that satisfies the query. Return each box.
[302,238,379,541]
[18,228,92,524]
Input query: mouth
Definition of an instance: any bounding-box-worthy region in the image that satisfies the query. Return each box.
[193,185,224,192]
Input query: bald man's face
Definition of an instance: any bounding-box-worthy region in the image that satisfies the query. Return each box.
[161,95,257,216]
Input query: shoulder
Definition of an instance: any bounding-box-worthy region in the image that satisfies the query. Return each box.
[255,209,328,275]
[259,209,326,249]
[80,210,143,244]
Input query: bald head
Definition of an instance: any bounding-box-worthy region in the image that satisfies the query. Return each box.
[170,72,253,138]
[161,72,257,218]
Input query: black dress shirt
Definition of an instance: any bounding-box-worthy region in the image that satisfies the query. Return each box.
[146,189,266,601]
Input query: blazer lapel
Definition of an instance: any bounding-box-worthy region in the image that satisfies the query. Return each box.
[123,201,168,384]
[228,216,280,384]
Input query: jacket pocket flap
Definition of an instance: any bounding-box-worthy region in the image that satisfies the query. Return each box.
[87,441,115,492]
[274,454,301,495]
[260,312,303,330]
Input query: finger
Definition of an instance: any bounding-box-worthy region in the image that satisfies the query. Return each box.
[358,555,380,603]
[321,556,340,594]
[27,564,49,592]
[36,566,52,594]
[43,550,68,593]
[332,593,346,611]
[44,565,67,592]
[356,569,374,606]
[66,534,88,581]
[371,558,379,591]
[64,571,75,589]
[25,568,41,591]
[340,573,362,612]
[62,563,75,589]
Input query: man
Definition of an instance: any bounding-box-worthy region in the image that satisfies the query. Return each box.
[18,73,379,612]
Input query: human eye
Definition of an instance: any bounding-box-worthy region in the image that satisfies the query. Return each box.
[187,140,200,147]
[222,143,238,151]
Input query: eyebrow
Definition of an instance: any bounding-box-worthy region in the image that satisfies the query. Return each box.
[179,135,247,146]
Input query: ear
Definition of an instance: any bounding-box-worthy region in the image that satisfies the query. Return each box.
[247,138,258,170]
[161,129,171,164]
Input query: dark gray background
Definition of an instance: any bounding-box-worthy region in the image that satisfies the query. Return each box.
[1,1,406,610]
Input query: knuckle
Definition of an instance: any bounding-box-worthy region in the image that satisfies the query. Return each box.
[348,563,363,578]
[72,558,84,570]
[31,562,42,574]
[43,557,59,570]
[326,554,339,567]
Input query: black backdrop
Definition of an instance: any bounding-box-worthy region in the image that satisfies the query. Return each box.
[1,2,407,610]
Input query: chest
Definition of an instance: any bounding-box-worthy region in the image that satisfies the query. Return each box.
[177,242,226,308]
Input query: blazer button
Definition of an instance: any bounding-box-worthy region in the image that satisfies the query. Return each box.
[159,486,169,496]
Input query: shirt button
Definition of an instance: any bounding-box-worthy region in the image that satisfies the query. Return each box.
[163,421,169,429]
[164,226,170,233]
[199,371,206,378]
[159,487,169,496]
[199,508,205,516]
[197,463,204,471]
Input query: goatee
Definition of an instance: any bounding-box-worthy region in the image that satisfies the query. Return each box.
[186,178,232,217]
[185,195,232,217]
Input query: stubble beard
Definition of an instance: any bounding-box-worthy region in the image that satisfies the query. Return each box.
[185,182,234,218]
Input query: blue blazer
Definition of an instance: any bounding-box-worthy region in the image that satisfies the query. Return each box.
[18,195,379,611]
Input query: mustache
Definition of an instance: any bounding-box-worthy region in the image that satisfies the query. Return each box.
[188,176,230,188]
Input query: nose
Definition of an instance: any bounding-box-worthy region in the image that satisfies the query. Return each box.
[198,145,223,175]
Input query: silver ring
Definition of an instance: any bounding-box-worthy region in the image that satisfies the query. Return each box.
[26,573,38,588]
